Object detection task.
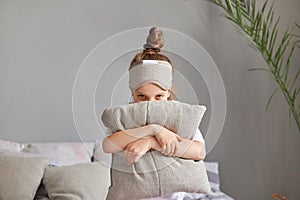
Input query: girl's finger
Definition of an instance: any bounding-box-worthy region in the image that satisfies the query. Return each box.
[172,140,178,156]
[169,142,174,156]
[169,140,175,156]
[176,135,183,142]
[163,143,168,155]
[161,145,166,154]
[166,142,172,156]
[166,142,171,155]
[133,153,141,163]
[129,151,136,165]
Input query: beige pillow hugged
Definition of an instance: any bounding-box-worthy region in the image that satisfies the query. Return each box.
[0,153,51,200]
[101,100,211,200]
[101,100,148,132]
[43,162,110,200]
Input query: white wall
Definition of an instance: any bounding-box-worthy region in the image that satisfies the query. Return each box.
[0,0,299,199]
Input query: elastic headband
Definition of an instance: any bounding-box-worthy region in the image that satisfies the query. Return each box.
[129,60,173,93]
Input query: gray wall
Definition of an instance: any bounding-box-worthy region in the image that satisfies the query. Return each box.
[1,0,299,199]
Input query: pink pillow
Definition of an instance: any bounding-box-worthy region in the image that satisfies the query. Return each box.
[21,142,94,166]
[0,139,94,166]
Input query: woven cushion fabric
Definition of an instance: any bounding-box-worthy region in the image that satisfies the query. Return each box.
[101,100,211,200]
[0,152,51,200]
[43,162,110,200]
[101,100,148,132]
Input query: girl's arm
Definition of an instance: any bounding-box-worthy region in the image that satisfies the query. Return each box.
[123,133,206,164]
[174,139,206,160]
[148,136,206,161]
[102,124,182,154]
[102,124,157,153]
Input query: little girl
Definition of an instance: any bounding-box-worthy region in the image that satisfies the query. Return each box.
[102,27,206,165]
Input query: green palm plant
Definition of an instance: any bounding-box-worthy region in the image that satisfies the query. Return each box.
[208,0,300,132]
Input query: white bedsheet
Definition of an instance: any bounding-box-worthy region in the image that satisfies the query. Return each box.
[142,189,234,200]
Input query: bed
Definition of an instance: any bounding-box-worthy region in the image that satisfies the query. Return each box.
[0,138,234,200]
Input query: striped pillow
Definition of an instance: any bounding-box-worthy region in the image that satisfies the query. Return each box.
[204,161,220,191]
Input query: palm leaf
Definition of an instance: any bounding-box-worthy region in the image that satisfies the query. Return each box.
[208,0,300,132]
[265,88,279,112]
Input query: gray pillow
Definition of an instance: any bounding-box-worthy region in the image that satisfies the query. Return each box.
[101,100,148,132]
[101,100,205,138]
[0,152,51,200]
[101,100,211,199]
[43,162,110,200]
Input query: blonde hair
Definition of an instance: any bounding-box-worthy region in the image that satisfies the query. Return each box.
[129,27,177,100]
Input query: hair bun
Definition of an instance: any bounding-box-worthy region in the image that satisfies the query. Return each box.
[143,27,164,51]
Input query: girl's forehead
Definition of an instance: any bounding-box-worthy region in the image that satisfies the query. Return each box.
[135,83,166,94]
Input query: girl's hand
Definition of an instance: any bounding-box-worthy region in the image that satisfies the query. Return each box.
[152,125,183,156]
[124,137,152,165]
